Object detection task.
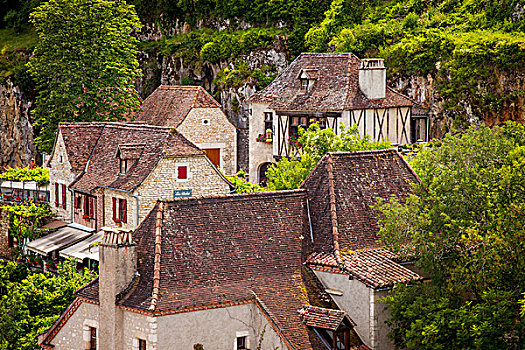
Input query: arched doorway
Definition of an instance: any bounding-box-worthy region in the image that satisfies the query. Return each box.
[258,162,273,186]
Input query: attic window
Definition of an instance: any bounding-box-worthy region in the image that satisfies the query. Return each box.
[236,336,248,350]
[315,328,351,350]
[300,78,309,92]
[119,159,128,174]
[202,118,210,125]
[178,166,188,179]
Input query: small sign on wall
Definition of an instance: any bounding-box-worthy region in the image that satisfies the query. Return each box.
[173,189,192,198]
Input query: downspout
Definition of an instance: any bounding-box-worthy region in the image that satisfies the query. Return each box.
[369,289,376,349]
[306,195,314,242]
[67,187,74,222]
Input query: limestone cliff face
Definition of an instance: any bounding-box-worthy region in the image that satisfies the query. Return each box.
[391,69,525,138]
[0,78,35,169]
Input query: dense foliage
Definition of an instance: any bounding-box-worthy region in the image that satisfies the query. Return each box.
[0,259,96,350]
[377,122,525,348]
[1,202,51,256]
[0,166,49,185]
[27,0,142,153]
[265,123,391,190]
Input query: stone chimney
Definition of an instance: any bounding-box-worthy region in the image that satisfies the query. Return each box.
[358,58,386,100]
[99,228,137,350]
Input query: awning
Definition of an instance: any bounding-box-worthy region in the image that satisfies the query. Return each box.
[40,220,69,230]
[26,223,95,256]
[59,232,103,262]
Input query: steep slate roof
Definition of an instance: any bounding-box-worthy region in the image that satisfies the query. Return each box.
[301,149,419,252]
[53,123,105,173]
[301,150,422,288]
[134,85,222,128]
[68,123,202,192]
[77,190,363,349]
[247,52,415,112]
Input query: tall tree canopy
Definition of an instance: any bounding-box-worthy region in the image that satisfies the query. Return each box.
[377,122,525,349]
[27,0,142,153]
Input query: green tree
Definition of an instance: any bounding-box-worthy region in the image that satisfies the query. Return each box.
[265,123,391,190]
[27,0,142,153]
[0,259,96,349]
[377,122,525,349]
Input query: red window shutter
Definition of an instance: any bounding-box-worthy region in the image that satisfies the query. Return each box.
[112,197,117,222]
[83,195,88,216]
[122,199,127,223]
[62,184,66,209]
[178,166,187,179]
[54,183,59,206]
[89,197,94,218]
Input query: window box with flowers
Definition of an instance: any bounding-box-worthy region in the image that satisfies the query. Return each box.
[256,134,272,143]
[82,214,92,221]
[288,136,302,149]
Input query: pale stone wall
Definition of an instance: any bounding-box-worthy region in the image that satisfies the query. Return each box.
[373,289,394,350]
[50,301,99,350]
[122,311,158,350]
[133,155,230,222]
[313,270,373,348]
[47,131,76,221]
[102,189,137,230]
[156,303,286,350]
[248,102,274,182]
[178,107,237,175]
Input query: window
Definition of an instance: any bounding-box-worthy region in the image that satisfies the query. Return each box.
[300,78,309,92]
[236,336,247,350]
[289,116,327,138]
[264,112,273,133]
[314,328,351,350]
[54,183,59,206]
[83,195,95,219]
[54,183,67,209]
[112,197,127,223]
[89,327,97,350]
[178,166,188,179]
[202,118,210,126]
[138,339,146,350]
[120,159,128,174]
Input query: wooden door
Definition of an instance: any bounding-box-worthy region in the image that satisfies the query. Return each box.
[203,148,220,168]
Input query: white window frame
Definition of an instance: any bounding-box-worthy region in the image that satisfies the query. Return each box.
[175,162,190,182]
[234,331,250,350]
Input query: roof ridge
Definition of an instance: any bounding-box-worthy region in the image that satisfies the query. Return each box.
[149,202,164,311]
[326,154,345,271]
[161,188,306,204]
[60,121,175,131]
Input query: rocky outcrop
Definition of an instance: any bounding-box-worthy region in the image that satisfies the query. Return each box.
[0,78,35,169]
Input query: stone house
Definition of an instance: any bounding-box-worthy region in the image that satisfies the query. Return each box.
[47,122,232,232]
[301,150,423,350]
[38,149,423,350]
[246,52,428,183]
[38,190,368,350]
[134,85,238,175]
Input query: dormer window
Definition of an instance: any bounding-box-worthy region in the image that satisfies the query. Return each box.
[300,78,309,92]
[119,159,128,174]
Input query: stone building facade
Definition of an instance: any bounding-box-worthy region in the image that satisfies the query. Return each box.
[47,122,231,232]
[135,85,238,175]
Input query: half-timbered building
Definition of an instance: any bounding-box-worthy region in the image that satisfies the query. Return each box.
[246,52,427,183]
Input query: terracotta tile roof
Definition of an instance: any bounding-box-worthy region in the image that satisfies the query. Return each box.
[76,190,341,349]
[299,305,349,331]
[134,85,222,127]
[301,149,420,252]
[307,250,422,289]
[247,53,415,111]
[53,123,105,173]
[68,123,202,192]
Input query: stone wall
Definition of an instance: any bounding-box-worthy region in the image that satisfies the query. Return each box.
[49,300,99,350]
[248,102,275,182]
[133,155,230,222]
[122,311,158,350]
[178,107,237,175]
[0,206,10,257]
[156,303,286,350]
[47,131,76,222]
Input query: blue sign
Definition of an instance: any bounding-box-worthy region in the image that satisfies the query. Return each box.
[173,189,192,198]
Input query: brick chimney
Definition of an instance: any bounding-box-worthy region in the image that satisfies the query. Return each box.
[99,227,137,350]
[358,58,386,100]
